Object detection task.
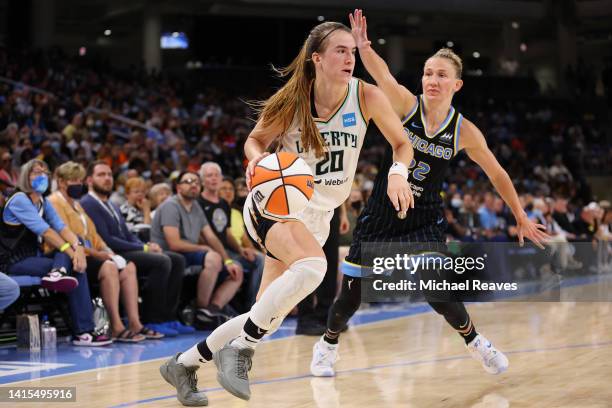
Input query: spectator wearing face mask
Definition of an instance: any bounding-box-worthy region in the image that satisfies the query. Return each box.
[49,162,162,342]
[1,159,111,346]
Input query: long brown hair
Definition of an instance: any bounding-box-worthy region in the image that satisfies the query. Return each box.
[255,22,351,158]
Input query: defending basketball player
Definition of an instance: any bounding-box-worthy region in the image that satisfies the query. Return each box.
[310,10,551,378]
[160,21,415,405]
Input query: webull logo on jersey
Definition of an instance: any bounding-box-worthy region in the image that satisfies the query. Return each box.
[404,128,453,160]
[342,112,357,127]
[295,130,358,152]
[315,176,350,186]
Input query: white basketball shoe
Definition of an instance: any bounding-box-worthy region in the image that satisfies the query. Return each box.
[310,338,339,377]
[467,334,509,375]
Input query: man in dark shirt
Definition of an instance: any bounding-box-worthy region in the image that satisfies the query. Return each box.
[81,161,191,337]
[198,162,264,310]
[551,196,578,240]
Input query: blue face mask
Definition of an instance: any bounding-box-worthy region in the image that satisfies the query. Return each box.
[32,174,49,194]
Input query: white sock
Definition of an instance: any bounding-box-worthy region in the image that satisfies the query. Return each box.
[177,345,204,366]
[205,312,249,353]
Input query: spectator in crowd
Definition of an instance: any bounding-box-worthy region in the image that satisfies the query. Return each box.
[0,272,19,310]
[0,150,18,189]
[218,177,246,247]
[478,192,508,241]
[49,162,162,342]
[80,161,191,337]
[457,193,482,241]
[150,183,172,218]
[120,177,152,242]
[62,113,84,142]
[1,159,111,346]
[530,198,581,272]
[552,195,579,240]
[233,177,249,210]
[198,163,263,309]
[151,170,243,326]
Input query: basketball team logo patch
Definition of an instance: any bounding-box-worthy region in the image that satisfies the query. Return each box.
[439,132,453,144]
[342,112,357,127]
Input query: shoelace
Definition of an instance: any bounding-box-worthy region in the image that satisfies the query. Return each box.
[236,352,252,380]
[316,349,336,366]
[187,369,199,392]
[477,343,497,364]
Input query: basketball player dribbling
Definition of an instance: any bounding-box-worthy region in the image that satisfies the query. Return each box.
[310,9,551,378]
[160,21,417,405]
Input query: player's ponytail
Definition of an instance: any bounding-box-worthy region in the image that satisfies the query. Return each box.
[254,22,350,158]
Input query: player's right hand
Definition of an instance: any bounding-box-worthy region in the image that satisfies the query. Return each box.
[349,9,371,50]
[246,152,271,190]
[387,174,414,216]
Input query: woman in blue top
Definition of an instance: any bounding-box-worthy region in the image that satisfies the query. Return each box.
[1,159,111,346]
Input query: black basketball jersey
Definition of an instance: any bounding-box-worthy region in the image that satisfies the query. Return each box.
[367,95,462,225]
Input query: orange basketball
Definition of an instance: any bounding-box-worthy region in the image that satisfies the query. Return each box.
[251,152,314,217]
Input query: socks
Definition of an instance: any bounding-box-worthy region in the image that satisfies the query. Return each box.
[231,317,267,349]
[323,329,340,345]
[177,341,212,366]
[457,317,477,344]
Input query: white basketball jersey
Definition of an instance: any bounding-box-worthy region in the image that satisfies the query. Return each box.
[281,77,368,211]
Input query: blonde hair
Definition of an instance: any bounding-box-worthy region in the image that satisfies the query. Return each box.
[125,177,147,194]
[254,22,351,158]
[429,48,463,78]
[55,161,86,182]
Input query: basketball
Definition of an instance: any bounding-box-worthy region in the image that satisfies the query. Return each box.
[251,152,314,216]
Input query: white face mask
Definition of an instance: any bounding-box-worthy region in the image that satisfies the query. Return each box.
[451,198,463,208]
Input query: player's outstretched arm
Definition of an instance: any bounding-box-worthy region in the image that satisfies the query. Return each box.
[362,82,414,214]
[349,9,417,118]
[459,119,551,249]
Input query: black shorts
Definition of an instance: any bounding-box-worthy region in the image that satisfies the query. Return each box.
[243,197,281,260]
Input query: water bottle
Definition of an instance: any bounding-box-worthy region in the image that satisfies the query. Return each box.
[40,315,57,350]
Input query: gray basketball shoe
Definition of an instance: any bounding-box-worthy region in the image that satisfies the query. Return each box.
[213,343,254,400]
[159,353,208,406]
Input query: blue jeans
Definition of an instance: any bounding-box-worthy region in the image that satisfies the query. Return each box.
[0,272,19,310]
[7,252,94,335]
[183,251,207,267]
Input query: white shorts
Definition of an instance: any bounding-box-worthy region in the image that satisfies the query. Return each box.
[243,193,334,258]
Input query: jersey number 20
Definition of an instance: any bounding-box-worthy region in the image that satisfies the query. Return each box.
[316,151,344,175]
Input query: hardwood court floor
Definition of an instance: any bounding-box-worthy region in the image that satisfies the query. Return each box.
[5,286,612,407]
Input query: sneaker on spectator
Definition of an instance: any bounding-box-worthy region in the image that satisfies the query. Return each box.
[166,320,196,334]
[42,267,78,293]
[197,305,229,320]
[147,323,178,337]
[72,331,113,347]
[194,306,229,330]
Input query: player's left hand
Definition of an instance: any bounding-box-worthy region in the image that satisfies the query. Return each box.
[349,9,372,50]
[516,214,550,249]
[387,175,414,215]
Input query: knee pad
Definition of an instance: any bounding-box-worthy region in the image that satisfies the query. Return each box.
[252,256,327,323]
[289,256,327,294]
